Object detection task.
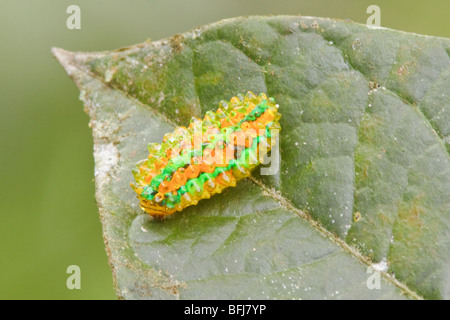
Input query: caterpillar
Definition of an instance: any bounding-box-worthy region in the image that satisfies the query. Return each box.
[131,91,281,218]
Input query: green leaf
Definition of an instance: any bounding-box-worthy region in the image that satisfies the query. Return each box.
[52,16,450,300]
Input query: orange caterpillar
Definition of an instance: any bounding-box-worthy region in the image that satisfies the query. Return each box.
[131,92,281,218]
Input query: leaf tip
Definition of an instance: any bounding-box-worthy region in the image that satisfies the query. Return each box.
[51,47,79,76]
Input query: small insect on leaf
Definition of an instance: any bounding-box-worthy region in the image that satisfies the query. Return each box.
[130,91,282,218]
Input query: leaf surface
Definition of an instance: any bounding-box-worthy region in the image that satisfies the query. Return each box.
[53,16,450,299]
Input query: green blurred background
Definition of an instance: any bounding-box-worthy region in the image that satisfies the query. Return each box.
[0,0,449,300]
